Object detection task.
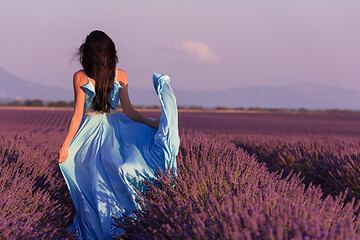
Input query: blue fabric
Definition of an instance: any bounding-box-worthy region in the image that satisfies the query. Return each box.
[81,70,122,110]
[59,73,179,240]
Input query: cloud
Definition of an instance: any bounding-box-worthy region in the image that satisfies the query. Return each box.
[172,40,220,63]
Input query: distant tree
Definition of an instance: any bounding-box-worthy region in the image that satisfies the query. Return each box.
[189,106,204,110]
[146,105,160,109]
[131,105,142,109]
[298,107,308,112]
[247,107,261,111]
[9,100,22,106]
[24,99,44,107]
[47,101,74,107]
[215,106,231,110]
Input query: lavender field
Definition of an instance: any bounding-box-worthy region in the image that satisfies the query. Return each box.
[1,108,360,239]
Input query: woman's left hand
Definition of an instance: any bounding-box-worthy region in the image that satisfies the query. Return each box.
[58,147,68,164]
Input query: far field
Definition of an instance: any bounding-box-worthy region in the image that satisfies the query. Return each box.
[1,107,360,136]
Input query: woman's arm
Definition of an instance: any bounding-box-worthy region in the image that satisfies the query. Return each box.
[58,72,86,163]
[119,71,159,129]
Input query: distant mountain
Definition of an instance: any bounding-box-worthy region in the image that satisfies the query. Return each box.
[173,84,360,110]
[0,67,72,102]
[1,67,360,110]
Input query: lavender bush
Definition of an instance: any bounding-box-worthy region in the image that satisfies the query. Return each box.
[233,135,360,203]
[0,132,74,239]
[116,133,360,239]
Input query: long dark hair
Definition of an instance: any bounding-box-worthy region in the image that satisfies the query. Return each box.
[78,30,118,112]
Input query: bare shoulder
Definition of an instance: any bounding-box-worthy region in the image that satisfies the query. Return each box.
[73,70,88,87]
[116,68,128,87]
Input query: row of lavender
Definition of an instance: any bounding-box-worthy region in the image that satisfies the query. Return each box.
[2,108,360,136]
[1,129,360,239]
[233,135,360,204]
[116,133,360,239]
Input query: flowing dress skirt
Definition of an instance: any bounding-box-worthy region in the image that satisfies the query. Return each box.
[59,74,179,239]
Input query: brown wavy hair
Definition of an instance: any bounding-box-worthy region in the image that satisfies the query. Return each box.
[78,30,118,112]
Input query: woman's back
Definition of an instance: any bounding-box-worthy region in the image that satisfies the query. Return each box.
[80,69,122,111]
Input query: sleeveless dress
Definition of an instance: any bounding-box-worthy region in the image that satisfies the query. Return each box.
[59,71,180,240]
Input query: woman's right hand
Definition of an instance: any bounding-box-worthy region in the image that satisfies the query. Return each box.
[58,147,68,164]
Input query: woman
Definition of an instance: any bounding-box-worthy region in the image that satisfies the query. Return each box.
[58,30,179,239]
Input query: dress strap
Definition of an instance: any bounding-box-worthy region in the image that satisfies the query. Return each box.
[87,76,91,83]
[115,69,118,82]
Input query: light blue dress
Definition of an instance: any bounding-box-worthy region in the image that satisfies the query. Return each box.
[59,71,179,240]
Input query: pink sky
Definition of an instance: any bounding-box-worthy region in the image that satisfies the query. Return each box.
[1,0,360,92]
